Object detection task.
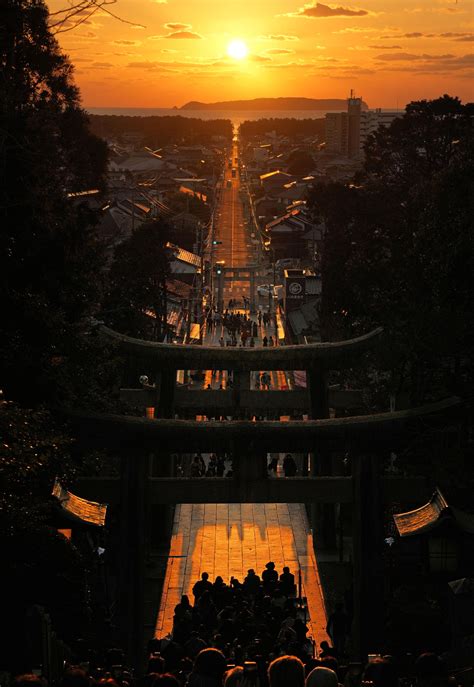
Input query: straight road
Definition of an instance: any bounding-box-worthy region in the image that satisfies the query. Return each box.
[155,137,329,649]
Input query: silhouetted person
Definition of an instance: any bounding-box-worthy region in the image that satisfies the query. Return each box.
[188,648,227,687]
[262,561,278,593]
[283,454,297,477]
[279,566,295,597]
[193,572,213,601]
[243,568,261,597]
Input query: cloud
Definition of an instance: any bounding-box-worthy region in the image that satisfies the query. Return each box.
[126,58,233,74]
[369,44,402,49]
[455,36,474,42]
[335,26,378,33]
[288,2,369,18]
[91,62,114,69]
[258,34,299,41]
[249,54,273,62]
[375,52,455,61]
[265,48,295,54]
[164,22,191,30]
[381,32,473,40]
[113,39,141,46]
[165,30,203,39]
[373,52,473,75]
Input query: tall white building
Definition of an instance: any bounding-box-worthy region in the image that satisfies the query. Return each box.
[359,109,400,152]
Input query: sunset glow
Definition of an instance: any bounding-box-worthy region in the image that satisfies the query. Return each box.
[46,0,473,109]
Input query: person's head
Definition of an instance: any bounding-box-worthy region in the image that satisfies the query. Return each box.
[283,567,290,574]
[15,676,43,687]
[193,648,227,680]
[320,641,330,652]
[415,653,448,687]
[305,667,338,687]
[224,666,244,687]
[61,669,90,687]
[202,572,209,581]
[181,594,190,605]
[268,655,305,687]
[266,562,275,570]
[248,569,255,576]
[320,657,338,674]
[154,676,179,687]
[147,656,165,674]
[363,658,397,687]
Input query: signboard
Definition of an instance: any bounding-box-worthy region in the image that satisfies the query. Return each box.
[285,276,306,312]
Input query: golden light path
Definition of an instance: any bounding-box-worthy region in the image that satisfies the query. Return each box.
[155,503,329,644]
[227,39,248,60]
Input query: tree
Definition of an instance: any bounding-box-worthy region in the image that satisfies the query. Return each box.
[0,0,108,405]
[103,220,173,341]
[308,96,474,406]
[287,149,316,176]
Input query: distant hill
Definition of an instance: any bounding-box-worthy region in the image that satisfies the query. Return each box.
[180,97,368,111]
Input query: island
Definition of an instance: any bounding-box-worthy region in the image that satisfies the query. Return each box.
[180,97,368,111]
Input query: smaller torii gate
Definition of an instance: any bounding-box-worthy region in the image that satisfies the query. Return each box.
[215,265,258,312]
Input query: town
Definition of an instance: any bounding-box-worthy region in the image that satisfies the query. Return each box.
[1,2,473,687]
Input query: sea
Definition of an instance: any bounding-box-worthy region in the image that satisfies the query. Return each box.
[85,107,341,127]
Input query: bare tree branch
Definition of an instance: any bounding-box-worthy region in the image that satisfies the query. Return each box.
[48,0,145,34]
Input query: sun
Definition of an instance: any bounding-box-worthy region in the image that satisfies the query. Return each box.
[227,39,248,60]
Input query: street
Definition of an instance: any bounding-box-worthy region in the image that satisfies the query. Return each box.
[155,137,329,649]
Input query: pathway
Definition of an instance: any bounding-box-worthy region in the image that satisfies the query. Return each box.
[155,136,329,650]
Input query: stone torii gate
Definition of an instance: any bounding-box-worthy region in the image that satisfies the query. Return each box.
[71,325,461,666]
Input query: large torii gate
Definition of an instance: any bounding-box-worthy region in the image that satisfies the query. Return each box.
[72,325,461,666]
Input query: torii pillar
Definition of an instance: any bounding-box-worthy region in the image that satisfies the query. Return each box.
[249,268,257,314]
[308,362,336,550]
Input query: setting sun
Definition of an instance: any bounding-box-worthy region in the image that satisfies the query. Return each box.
[227,39,248,61]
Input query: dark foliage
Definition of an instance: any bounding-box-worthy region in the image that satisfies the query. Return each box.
[89,115,233,147]
[102,219,173,341]
[0,0,109,406]
[309,95,474,402]
[239,117,325,141]
[308,95,474,500]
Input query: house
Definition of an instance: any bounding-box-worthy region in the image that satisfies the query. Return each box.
[260,170,294,193]
[167,242,201,284]
[264,207,315,259]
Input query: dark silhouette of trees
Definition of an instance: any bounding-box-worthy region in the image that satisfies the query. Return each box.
[0,0,109,405]
[309,95,474,407]
[287,149,316,176]
[239,117,325,141]
[0,3,114,668]
[103,219,173,341]
[89,115,233,147]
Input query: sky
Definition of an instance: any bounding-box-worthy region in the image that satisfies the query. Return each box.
[47,0,474,108]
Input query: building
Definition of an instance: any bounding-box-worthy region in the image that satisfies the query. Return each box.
[348,93,362,158]
[325,93,401,158]
[359,109,400,151]
[325,112,348,155]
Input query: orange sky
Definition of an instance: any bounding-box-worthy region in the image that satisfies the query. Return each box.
[47,0,473,108]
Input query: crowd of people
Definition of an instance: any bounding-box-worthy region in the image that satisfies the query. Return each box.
[204,305,274,349]
[183,454,300,479]
[189,453,230,478]
[13,584,463,687]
